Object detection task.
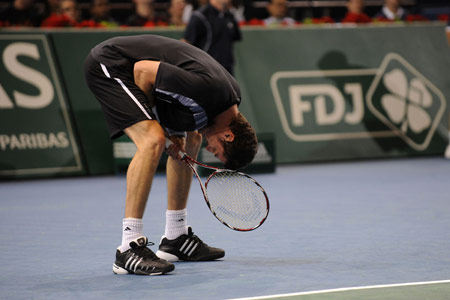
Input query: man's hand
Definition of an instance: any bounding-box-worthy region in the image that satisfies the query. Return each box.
[165,135,186,161]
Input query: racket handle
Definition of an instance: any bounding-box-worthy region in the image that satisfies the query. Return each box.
[165,138,187,159]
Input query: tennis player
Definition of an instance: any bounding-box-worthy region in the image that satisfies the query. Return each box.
[84,34,257,275]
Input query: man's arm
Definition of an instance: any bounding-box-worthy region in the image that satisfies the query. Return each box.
[133,60,161,97]
[134,60,187,159]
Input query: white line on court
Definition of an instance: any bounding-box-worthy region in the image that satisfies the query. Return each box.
[226,279,450,300]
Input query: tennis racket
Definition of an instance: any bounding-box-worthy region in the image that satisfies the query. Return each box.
[165,138,269,231]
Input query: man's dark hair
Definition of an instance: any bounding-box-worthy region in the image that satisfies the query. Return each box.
[222,112,258,170]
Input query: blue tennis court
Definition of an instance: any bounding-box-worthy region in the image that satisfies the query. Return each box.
[1,157,449,300]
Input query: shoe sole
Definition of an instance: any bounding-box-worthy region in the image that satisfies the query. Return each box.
[156,250,225,262]
[155,250,180,262]
[112,263,173,275]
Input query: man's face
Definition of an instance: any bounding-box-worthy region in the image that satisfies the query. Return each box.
[92,0,110,18]
[15,0,34,10]
[61,0,80,21]
[347,0,364,14]
[386,0,399,8]
[170,0,186,15]
[204,133,227,164]
[268,0,288,19]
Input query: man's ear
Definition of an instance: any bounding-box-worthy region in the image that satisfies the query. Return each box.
[222,130,235,142]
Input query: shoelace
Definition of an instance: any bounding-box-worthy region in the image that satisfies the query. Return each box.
[188,230,207,247]
[133,241,158,259]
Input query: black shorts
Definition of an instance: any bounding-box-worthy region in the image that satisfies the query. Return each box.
[84,53,156,139]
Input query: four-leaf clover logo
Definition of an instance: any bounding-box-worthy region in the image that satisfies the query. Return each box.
[381,68,432,134]
[366,53,446,151]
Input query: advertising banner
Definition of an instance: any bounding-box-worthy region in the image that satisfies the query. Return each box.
[0,34,83,177]
[235,24,450,163]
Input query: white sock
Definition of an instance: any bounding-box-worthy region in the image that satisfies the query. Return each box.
[164,209,188,240]
[118,218,143,253]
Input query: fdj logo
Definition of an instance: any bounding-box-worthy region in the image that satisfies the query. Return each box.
[0,38,55,109]
[271,53,446,150]
[367,53,446,151]
[271,68,382,142]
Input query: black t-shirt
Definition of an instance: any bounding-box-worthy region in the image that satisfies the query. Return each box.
[183,4,241,73]
[90,34,241,132]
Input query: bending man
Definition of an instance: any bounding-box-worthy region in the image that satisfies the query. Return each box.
[84,34,257,275]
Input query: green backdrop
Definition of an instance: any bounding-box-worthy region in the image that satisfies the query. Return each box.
[0,24,449,178]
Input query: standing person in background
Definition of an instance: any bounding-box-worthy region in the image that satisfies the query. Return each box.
[376,0,408,21]
[341,0,371,23]
[183,0,241,74]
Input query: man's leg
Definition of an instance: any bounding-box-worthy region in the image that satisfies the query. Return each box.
[156,132,225,261]
[162,132,202,239]
[118,120,165,252]
[113,120,175,275]
[166,132,203,211]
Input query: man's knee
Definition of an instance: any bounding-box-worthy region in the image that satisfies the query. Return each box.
[125,121,166,155]
[138,133,165,155]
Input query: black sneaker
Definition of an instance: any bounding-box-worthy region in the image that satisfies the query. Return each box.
[113,236,175,275]
[156,227,225,262]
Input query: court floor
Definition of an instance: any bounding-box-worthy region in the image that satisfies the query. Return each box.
[0,157,449,300]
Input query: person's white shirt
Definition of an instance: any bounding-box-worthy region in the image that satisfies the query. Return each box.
[263,16,296,26]
[381,5,406,20]
[182,3,193,24]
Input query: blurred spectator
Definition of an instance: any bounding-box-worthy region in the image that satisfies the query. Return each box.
[89,0,119,27]
[263,0,296,26]
[35,0,60,25]
[341,0,372,23]
[61,0,82,23]
[376,0,408,21]
[41,0,102,27]
[0,0,42,27]
[41,0,80,27]
[41,0,61,18]
[168,0,187,26]
[183,0,241,74]
[125,0,166,26]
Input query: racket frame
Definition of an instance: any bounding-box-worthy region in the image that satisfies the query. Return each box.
[181,154,269,232]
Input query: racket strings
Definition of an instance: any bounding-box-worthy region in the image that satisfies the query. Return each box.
[206,171,267,229]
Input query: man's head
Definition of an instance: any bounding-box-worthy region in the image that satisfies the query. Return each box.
[60,0,81,22]
[385,0,400,11]
[204,112,257,170]
[347,0,364,14]
[169,0,186,18]
[91,0,111,20]
[14,0,34,10]
[210,0,231,12]
[267,0,288,19]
